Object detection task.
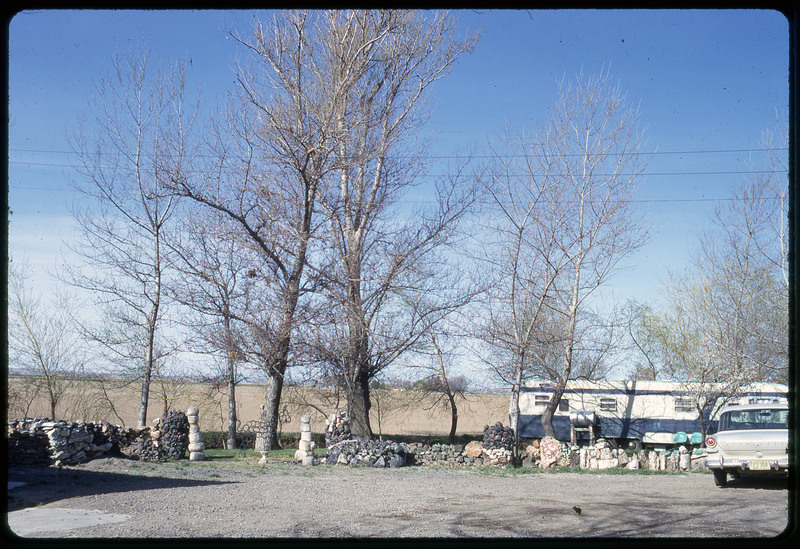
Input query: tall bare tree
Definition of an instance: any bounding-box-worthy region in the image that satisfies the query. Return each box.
[481,70,649,442]
[476,125,572,460]
[166,208,264,449]
[66,45,198,427]
[169,11,340,451]
[8,259,86,420]
[316,10,479,438]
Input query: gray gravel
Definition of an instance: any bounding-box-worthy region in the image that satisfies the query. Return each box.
[6,457,791,538]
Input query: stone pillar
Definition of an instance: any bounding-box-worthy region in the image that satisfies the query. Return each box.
[678,445,691,470]
[186,406,205,461]
[295,414,316,465]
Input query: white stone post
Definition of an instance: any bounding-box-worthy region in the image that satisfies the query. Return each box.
[187,406,205,461]
[295,414,316,465]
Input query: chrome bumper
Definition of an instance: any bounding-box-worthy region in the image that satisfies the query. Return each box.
[705,457,789,471]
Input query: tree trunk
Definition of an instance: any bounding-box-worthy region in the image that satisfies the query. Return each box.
[509,361,523,465]
[227,358,237,450]
[348,367,373,439]
[256,373,284,452]
[447,393,458,445]
[138,233,161,428]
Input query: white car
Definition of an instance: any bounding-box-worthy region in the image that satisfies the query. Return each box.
[704,403,789,487]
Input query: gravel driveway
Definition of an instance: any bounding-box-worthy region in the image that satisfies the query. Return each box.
[6,457,791,539]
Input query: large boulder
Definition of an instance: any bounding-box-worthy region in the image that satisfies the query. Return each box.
[465,440,484,458]
[538,436,563,469]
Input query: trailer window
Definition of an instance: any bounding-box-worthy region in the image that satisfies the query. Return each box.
[534,395,549,407]
[599,398,616,412]
[559,399,569,412]
[674,397,694,413]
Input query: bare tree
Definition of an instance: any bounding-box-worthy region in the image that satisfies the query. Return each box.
[66,45,198,427]
[474,125,571,460]
[631,274,760,440]
[8,259,86,420]
[417,331,471,444]
[695,132,789,383]
[536,70,648,439]
[169,11,339,451]
[167,208,265,449]
[480,70,649,443]
[316,10,479,438]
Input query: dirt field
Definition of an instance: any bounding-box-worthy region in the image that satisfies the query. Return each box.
[7,375,509,436]
[6,457,792,539]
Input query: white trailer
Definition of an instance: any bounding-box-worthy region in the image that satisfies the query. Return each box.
[517,379,788,447]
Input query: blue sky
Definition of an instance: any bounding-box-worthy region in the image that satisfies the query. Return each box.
[7,9,790,314]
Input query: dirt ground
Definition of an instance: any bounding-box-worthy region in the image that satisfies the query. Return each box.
[5,457,793,539]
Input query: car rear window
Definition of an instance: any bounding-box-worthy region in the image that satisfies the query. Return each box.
[719,409,788,431]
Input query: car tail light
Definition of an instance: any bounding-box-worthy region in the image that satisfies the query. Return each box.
[706,436,716,448]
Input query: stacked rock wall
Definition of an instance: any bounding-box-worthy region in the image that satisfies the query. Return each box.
[407,443,483,466]
[324,439,409,467]
[7,411,195,466]
[8,418,118,466]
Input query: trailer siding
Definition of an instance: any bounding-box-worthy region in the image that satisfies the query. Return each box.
[516,381,787,442]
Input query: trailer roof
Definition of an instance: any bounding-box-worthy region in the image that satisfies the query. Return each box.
[522,379,788,394]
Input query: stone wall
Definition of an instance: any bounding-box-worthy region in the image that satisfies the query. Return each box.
[7,418,121,466]
[7,412,193,466]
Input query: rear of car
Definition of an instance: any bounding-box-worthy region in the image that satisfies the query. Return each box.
[704,404,789,487]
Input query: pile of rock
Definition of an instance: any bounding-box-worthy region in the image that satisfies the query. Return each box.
[153,411,190,460]
[324,411,351,448]
[482,422,515,465]
[128,431,160,461]
[324,439,409,468]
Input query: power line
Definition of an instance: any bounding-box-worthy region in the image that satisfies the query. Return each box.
[7,159,787,178]
[7,145,789,159]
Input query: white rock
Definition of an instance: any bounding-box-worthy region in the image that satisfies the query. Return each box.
[294,449,308,461]
[597,458,618,470]
[189,451,205,461]
[188,442,205,452]
[189,432,204,443]
[626,458,640,469]
[300,431,313,442]
[299,440,315,453]
[187,406,199,416]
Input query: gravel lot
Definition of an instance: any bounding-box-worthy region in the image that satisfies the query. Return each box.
[6,457,791,539]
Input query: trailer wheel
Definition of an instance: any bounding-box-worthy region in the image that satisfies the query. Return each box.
[713,470,728,487]
[627,439,642,451]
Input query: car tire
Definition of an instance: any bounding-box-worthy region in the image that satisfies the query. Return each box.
[713,470,728,487]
